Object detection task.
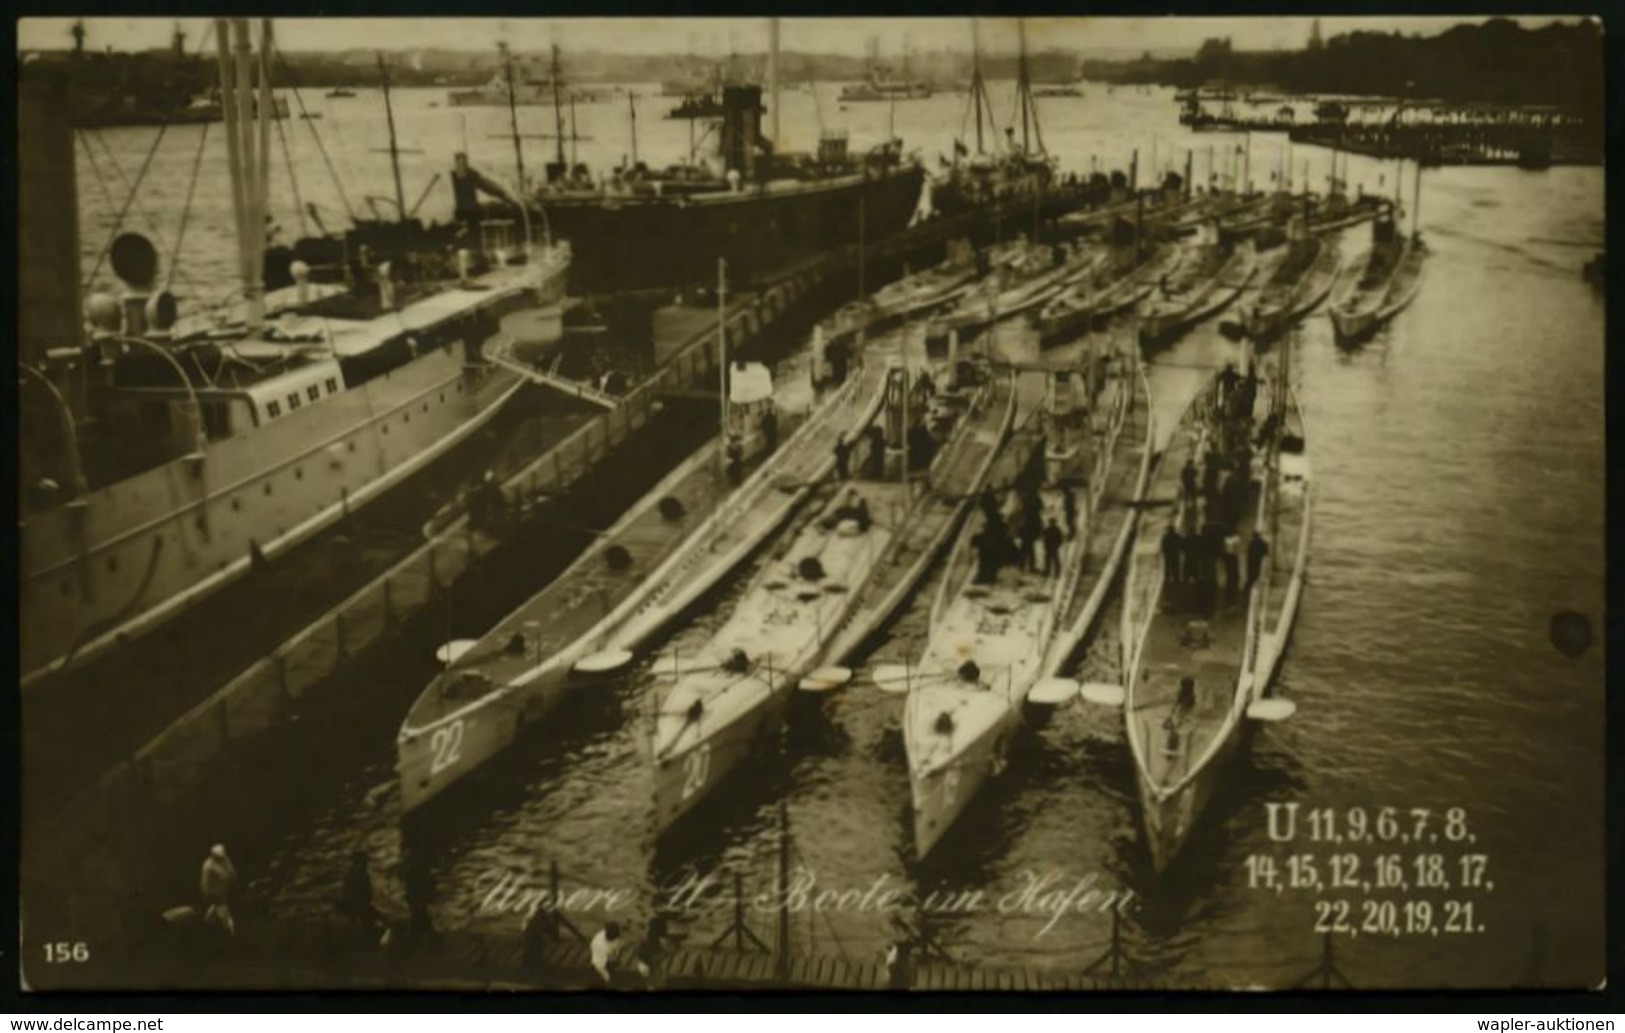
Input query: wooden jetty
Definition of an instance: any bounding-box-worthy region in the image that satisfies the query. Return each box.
[24,904,1175,993]
[1288,113,1600,167]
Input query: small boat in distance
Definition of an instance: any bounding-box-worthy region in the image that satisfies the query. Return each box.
[324,87,357,98]
[667,93,724,120]
[448,43,607,106]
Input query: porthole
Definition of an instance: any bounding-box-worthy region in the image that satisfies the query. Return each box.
[294,467,303,480]
[106,556,118,573]
[232,498,242,512]
[61,578,73,598]
[347,441,357,453]
[264,482,273,496]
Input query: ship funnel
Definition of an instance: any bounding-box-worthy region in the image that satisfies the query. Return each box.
[719,85,766,181]
[20,69,83,370]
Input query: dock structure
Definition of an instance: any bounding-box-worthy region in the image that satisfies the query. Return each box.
[22,853,1371,994]
[26,180,1107,908]
[1288,108,1599,167]
[1179,95,1599,167]
[27,906,1177,993]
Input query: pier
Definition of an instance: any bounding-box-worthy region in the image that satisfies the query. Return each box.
[23,868,1191,992]
[1180,104,1601,167]
[1286,115,1601,166]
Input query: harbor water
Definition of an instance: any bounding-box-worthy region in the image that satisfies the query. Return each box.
[72,81,1604,989]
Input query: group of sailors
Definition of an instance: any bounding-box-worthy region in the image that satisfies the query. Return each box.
[1159,364,1272,611]
[725,408,779,485]
[969,451,1079,586]
[830,370,943,483]
[1160,522,1268,600]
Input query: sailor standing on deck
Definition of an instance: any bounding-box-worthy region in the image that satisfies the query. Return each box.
[1161,527,1183,583]
[761,409,779,453]
[1061,485,1079,540]
[1223,531,1243,597]
[1247,531,1270,589]
[725,435,744,485]
[199,844,237,938]
[1018,497,1043,573]
[1218,362,1240,406]
[833,435,852,480]
[451,153,514,237]
[1042,519,1064,577]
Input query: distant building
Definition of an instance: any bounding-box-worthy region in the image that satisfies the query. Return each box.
[1308,19,1325,51]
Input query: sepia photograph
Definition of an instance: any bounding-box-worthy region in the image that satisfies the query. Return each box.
[12,10,1607,998]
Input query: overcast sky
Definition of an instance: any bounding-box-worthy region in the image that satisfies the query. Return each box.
[19,16,1570,57]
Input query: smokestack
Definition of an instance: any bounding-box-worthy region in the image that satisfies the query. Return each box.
[768,18,780,151]
[19,69,82,372]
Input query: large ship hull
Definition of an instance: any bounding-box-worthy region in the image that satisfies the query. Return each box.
[539,166,926,295]
[21,260,569,687]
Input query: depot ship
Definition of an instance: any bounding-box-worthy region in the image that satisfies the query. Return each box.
[518,21,1064,295]
[18,20,570,688]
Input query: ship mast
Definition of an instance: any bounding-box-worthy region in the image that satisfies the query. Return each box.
[718,258,729,450]
[968,19,991,155]
[1017,20,1032,154]
[501,43,527,193]
[1411,157,1423,242]
[767,17,780,151]
[376,53,408,220]
[216,18,271,329]
[550,43,567,169]
[627,91,638,167]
